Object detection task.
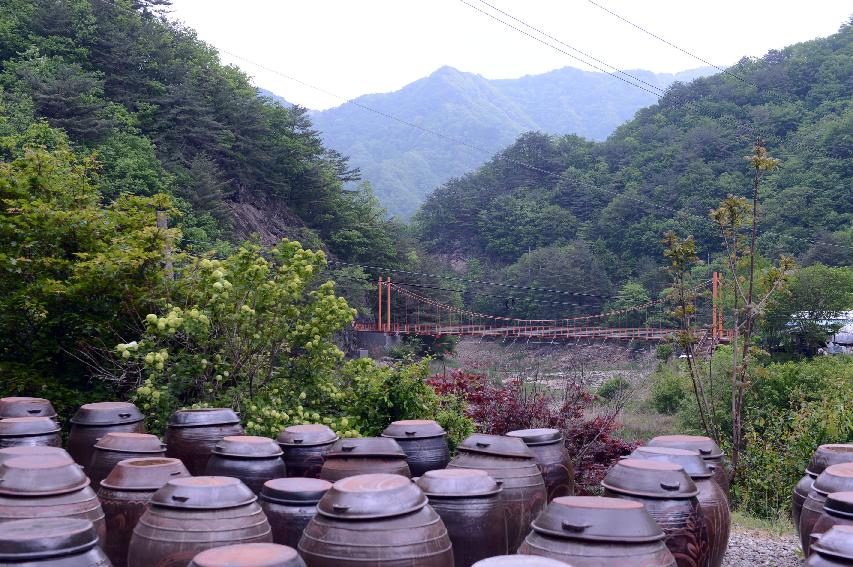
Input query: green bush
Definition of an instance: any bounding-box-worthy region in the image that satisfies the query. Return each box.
[597,375,630,401]
[649,366,688,414]
[655,343,674,361]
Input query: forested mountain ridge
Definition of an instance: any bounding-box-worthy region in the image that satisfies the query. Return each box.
[415,22,853,318]
[308,65,713,217]
[0,0,405,266]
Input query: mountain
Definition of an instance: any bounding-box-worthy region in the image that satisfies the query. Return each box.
[414,23,853,318]
[300,65,713,217]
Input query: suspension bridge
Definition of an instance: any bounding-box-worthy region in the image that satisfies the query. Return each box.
[353,272,732,344]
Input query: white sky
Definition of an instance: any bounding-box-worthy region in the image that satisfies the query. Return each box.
[168,0,851,110]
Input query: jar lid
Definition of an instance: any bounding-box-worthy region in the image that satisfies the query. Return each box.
[0,397,57,419]
[811,525,853,561]
[472,555,576,567]
[151,477,256,509]
[808,444,853,477]
[317,473,427,519]
[0,518,98,561]
[824,491,853,519]
[506,428,563,446]
[602,458,698,498]
[813,463,853,496]
[416,468,501,497]
[0,446,68,465]
[94,432,165,453]
[189,543,305,567]
[647,435,723,459]
[277,425,339,447]
[324,437,406,458]
[531,496,665,543]
[167,408,240,428]
[0,417,60,437]
[0,455,89,496]
[261,478,332,505]
[100,458,190,491]
[457,433,534,458]
[70,402,143,426]
[213,436,284,458]
[630,446,713,479]
[381,419,446,439]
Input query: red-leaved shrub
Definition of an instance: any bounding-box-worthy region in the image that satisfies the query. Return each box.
[427,370,637,494]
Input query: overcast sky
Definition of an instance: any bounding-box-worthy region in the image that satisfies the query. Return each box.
[168,0,851,110]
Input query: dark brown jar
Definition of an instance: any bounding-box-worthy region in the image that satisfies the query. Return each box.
[630,446,729,567]
[507,428,574,500]
[190,543,307,567]
[802,463,853,556]
[416,468,505,567]
[0,446,69,465]
[648,435,729,497]
[796,445,853,539]
[813,492,853,551]
[88,432,167,490]
[206,436,286,494]
[98,457,190,567]
[318,438,411,481]
[127,476,272,567]
[517,496,677,567]
[164,408,244,475]
[807,525,853,567]
[0,417,61,449]
[381,420,450,477]
[0,517,111,567]
[298,473,453,567]
[0,397,58,422]
[602,458,708,567]
[66,402,145,469]
[447,433,547,553]
[0,454,106,543]
[260,478,331,549]
[471,555,576,567]
[277,425,338,479]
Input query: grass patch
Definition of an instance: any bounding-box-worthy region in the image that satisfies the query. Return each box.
[730,510,795,538]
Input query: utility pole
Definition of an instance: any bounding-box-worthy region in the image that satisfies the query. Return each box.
[377,276,383,332]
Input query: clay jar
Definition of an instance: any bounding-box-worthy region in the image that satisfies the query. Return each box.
[648,435,729,497]
[802,463,853,556]
[88,432,167,490]
[0,446,69,465]
[0,397,58,422]
[128,476,272,567]
[0,417,61,449]
[471,556,576,567]
[319,438,411,481]
[602,458,708,567]
[813,492,853,549]
[0,518,110,567]
[206,436,286,494]
[0,454,106,543]
[97,457,190,567]
[260,478,331,549]
[630,446,729,567]
[298,473,453,567]
[190,543,307,567]
[277,425,338,479]
[416,468,505,567]
[381,420,450,477]
[807,525,853,567]
[507,428,574,500]
[66,402,145,469]
[447,433,547,553]
[517,495,677,567]
[164,408,244,475]
[795,445,853,538]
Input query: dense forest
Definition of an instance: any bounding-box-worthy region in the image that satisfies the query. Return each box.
[0,0,406,267]
[312,65,712,218]
[415,21,853,318]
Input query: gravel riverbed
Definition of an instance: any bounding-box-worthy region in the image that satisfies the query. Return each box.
[722,529,803,567]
